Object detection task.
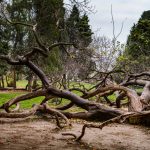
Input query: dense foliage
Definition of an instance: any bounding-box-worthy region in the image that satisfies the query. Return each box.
[0,0,93,88]
[116,10,150,72]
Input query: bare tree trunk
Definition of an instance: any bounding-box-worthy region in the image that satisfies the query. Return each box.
[0,78,1,88]
[26,60,49,87]
[13,68,16,89]
[1,75,4,88]
[5,75,9,87]
[140,82,150,105]
[27,74,33,92]
[62,74,67,89]
[116,93,126,108]
[32,76,38,90]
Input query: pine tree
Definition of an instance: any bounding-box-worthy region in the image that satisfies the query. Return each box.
[78,14,93,47]
[67,5,92,47]
[126,10,150,58]
[117,10,150,72]
[66,5,80,43]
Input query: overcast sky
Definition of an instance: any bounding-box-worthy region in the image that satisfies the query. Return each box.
[88,0,150,43]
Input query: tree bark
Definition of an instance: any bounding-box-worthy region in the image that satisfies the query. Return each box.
[1,75,4,88]
[13,68,16,89]
[27,74,33,92]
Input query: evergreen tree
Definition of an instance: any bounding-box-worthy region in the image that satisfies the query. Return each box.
[126,10,150,58]
[117,10,150,72]
[33,0,65,43]
[66,5,80,43]
[67,5,92,47]
[0,1,94,82]
[32,0,65,76]
[7,0,32,55]
[66,5,94,79]
[78,13,93,47]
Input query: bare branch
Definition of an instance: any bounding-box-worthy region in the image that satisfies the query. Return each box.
[0,55,21,65]
[32,26,48,52]
[116,19,125,39]
[0,104,41,118]
[43,103,71,127]
[76,110,150,141]
[56,102,74,110]
[1,89,48,112]
[111,4,115,40]
[48,42,74,50]
[24,47,48,58]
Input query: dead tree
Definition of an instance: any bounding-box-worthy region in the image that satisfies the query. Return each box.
[0,10,150,141]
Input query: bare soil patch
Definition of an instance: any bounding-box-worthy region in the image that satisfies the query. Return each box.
[0,120,149,150]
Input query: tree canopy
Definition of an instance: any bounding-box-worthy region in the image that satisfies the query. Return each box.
[116,10,150,72]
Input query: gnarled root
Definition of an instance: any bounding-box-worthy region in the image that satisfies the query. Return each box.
[43,103,71,128]
[63,111,150,141]
[0,103,70,128]
[0,104,41,118]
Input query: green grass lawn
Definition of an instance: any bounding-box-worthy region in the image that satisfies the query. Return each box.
[16,80,42,88]
[0,80,93,110]
[0,81,121,111]
[16,80,28,88]
[3,79,42,88]
[0,92,45,109]
[0,80,94,111]
[0,91,85,112]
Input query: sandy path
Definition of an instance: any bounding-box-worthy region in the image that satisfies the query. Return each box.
[0,120,149,150]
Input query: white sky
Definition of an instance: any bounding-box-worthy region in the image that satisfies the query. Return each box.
[88,0,150,43]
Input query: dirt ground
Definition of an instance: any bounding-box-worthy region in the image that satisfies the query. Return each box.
[0,119,149,150]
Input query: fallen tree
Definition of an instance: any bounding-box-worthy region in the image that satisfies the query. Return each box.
[0,8,150,141]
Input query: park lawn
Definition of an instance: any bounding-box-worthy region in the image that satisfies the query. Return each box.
[0,81,119,111]
[0,81,93,110]
[0,90,86,110]
[16,80,28,88]
[0,92,44,109]
[69,81,93,89]
[108,94,116,102]
[0,91,115,112]
[3,79,42,89]
[2,79,27,88]
[0,92,85,112]
[4,78,93,89]
[16,80,42,88]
